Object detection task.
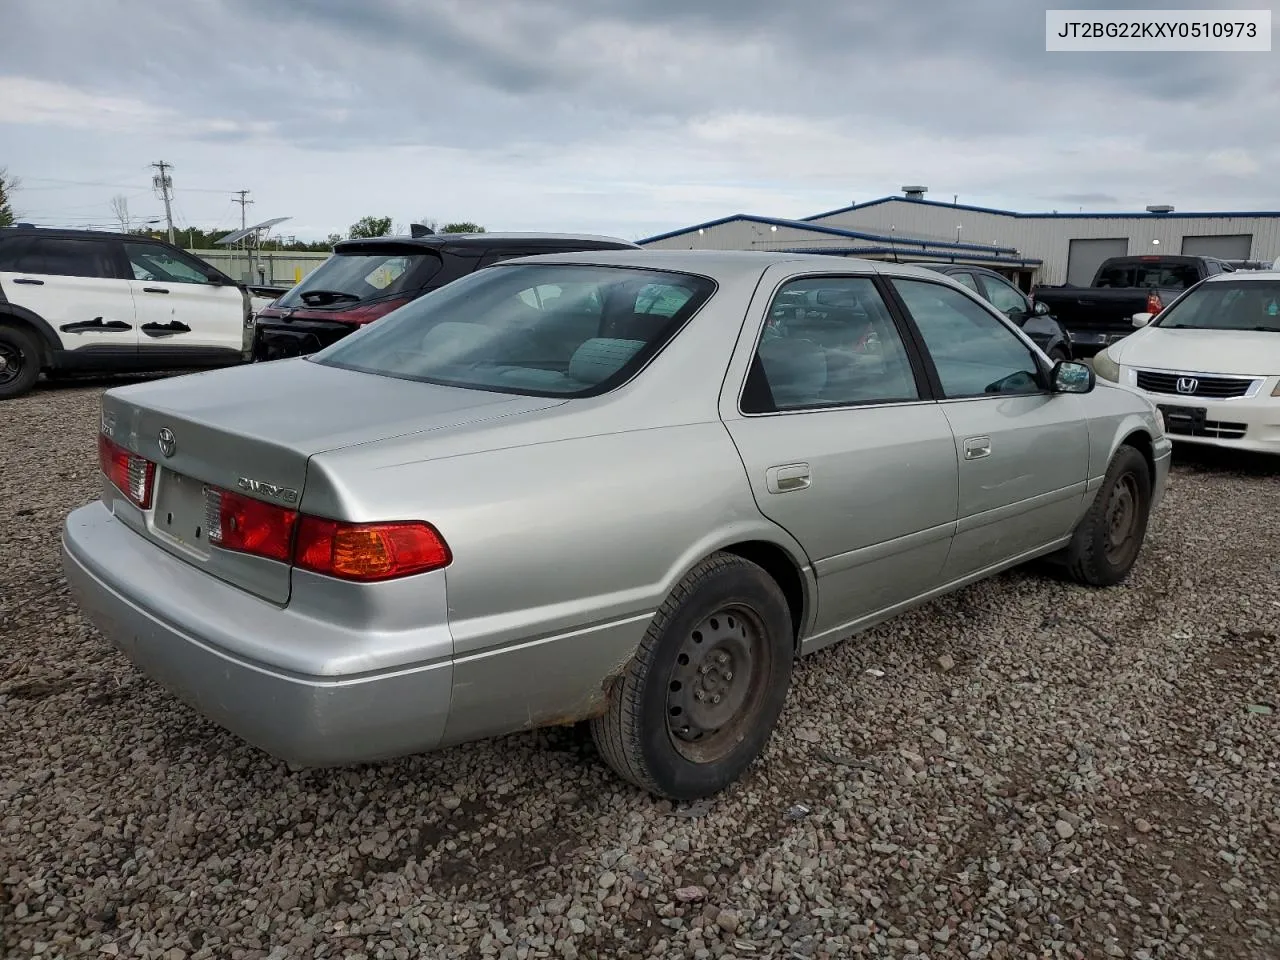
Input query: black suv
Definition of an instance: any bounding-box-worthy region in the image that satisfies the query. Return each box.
[250,231,641,361]
[908,262,1073,361]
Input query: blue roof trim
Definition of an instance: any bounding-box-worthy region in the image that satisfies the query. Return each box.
[804,196,1280,222]
[636,212,1020,254]
[773,247,1043,267]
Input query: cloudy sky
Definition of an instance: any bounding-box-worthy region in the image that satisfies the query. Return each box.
[2,0,1278,241]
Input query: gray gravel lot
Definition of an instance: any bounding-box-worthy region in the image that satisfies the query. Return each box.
[2,378,1278,960]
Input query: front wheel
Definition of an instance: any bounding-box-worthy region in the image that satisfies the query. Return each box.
[590,552,794,799]
[1060,445,1152,586]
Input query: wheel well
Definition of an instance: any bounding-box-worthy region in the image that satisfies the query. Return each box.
[721,540,806,644]
[1120,429,1155,479]
[0,316,50,369]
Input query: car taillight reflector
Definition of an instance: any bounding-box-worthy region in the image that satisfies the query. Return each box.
[294,517,451,582]
[206,488,297,562]
[1146,291,1163,314]
[98,434,156,509]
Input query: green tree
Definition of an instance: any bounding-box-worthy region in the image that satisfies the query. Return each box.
[442,222,485,233]
[0,168,18,227]
[349,215,393,239]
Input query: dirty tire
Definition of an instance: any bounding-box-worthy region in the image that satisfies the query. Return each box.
[590,552,794,800]
[0,325,41,400]
[1061,444,1152,587]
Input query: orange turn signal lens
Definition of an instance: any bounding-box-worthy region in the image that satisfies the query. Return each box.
[294,518,451,582]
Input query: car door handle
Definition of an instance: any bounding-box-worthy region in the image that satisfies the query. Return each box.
[963,436,992,460]
[12,277,44,285]
[142,287,170,294]
[766,463,811,493]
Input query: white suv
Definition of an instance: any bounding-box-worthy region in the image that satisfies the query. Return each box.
[0,226,252,399]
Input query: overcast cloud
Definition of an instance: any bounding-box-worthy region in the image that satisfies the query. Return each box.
[2,0,1278,241]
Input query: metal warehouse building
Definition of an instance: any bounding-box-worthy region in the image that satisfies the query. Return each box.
[638,186,1280,291]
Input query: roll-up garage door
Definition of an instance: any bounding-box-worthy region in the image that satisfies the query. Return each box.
[1181,234,1252,260]
[1066,238,1128,286]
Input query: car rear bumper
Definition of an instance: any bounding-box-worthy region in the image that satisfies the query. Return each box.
[251,318,355,361]
[62,502,453,766]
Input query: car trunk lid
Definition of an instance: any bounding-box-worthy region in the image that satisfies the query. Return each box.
[99,359,565,603]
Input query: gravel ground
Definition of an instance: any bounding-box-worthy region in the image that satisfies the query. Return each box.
[2,378,1278,960]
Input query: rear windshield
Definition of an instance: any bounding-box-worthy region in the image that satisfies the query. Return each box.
[1155,280,1280,332]
[275,249,442,307]
[1095,261,1200,290]
[312,263,716,397]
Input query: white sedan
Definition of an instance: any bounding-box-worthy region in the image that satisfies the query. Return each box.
[1092,271,1280,454]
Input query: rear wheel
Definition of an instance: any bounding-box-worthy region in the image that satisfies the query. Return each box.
[590,552,794,799]
[0,326,41,400]
[1061,444,1152,586]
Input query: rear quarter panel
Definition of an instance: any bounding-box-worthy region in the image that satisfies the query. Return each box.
[314,418,809,744]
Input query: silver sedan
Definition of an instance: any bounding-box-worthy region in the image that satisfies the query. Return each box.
[63,251,1172,799]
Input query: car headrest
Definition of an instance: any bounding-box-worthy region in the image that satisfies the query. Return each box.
[568,338,646,384]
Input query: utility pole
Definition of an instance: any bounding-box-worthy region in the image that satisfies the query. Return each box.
[233,189,253,230]
[151,160,175,245]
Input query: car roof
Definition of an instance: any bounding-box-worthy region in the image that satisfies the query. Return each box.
[1203,269,1280,282]
[0,224,136,242]
[334,232,640,254]
[483,248,962,283]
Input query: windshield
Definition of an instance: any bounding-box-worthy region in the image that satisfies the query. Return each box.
[1095,261,1200,290]
[312,263,716,396]
[1155,280,1280,331]
[275,249,441,307]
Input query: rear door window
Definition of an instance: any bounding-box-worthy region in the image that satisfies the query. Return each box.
[4,237,116,278]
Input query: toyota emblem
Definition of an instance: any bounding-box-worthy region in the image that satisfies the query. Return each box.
[157,427,177,458]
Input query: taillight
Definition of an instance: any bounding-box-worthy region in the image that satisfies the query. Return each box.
[295,518,450,582]
[99,434,156,509]
[199,484,450,580]
[206,487,296,563]
[1146,291,1163,314]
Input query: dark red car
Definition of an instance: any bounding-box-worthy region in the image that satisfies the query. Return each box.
[251,230,640,361]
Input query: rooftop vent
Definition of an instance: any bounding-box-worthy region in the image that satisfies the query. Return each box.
[1146,204,1174,214]
[902,185,928,199]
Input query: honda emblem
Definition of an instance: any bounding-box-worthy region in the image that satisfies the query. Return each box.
[1175,377,1198,395]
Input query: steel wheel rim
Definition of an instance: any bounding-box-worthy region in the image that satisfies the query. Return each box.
[665,605,772,764]
[1104,472,1140,563]
[0,342,23,386]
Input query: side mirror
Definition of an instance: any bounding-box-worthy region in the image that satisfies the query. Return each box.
[1131,312,1152,328]
[1052,359,1095,394]
[1033,300,1051,316]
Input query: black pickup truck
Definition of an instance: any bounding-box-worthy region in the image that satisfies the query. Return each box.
[1032,255,1234,356]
